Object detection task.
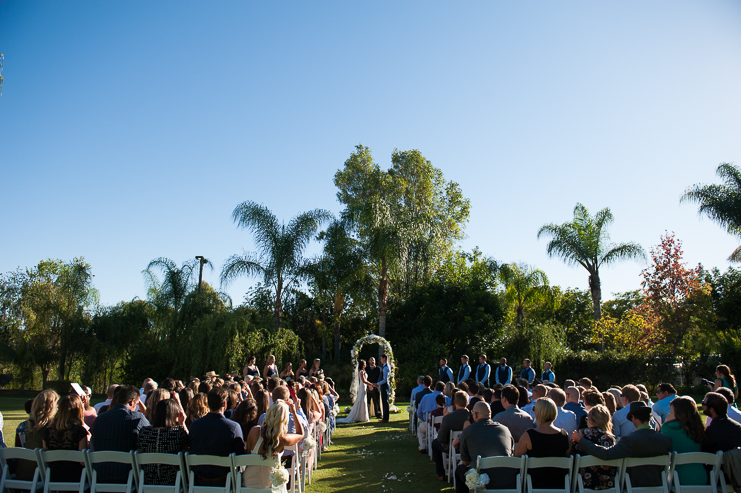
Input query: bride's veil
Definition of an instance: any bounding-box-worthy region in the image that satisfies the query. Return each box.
[349,367,360,403]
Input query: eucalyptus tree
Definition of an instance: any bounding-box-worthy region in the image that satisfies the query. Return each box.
[334,145,470,339]
[305,219,372,360]
[681,162,741,261]
[221,201,332,329]
[537,203,645,322]
[499,263,549,327]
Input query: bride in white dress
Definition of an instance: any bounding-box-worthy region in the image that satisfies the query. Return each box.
[337,359,371,423]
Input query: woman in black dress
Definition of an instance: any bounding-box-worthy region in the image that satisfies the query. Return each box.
[42,394,88,483]
[296,360,309,379]
[515,397,572,490]
[308,358,322,378]
[243,356,260,379]
[138,399,189,485]
[263,355,278,379]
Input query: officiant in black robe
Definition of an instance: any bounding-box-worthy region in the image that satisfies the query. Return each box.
[366,357,382,418]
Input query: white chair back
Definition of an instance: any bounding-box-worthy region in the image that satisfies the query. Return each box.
[524,455,573,493]
[284,444,301,493]
[446,430,463,484]
[184,453,234,493]
[231,454,280,493]
[38,449,89,493]
[670,451,722,493]
[86,450,137,493]
[477,455,525,493]
[622,454,671,493]
[0,447,44,493]
[573,454,624,493]
[134,451,187,493]
[428,415,444,460]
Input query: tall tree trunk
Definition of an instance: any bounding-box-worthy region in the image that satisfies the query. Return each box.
[589,270,603,351]
[273,279,283,329]
[333,289,344,362]
[378,256,389,343]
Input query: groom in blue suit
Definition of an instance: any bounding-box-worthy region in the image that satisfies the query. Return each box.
[377,353,391,422]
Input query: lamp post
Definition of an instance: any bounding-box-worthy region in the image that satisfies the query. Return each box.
[0,53,4,97]
[195,256,207,292]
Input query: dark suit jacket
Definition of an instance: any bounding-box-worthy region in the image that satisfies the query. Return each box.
[366,365,381,384]
[437,408,470,446]
[578,427,672,487]
[703,416,741,453]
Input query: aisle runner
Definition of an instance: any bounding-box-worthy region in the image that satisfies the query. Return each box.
[312,404,452,492]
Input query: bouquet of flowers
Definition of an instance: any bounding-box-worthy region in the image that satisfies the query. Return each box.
[465,468,490,492]
[318,421,327,433]
[269,466,290,487]
[331,406,339,417]
[302,436,317,457]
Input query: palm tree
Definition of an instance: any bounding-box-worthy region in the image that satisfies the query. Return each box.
[221,201,332,329]
[681,162,741,261]
[499,263,549,326]
[537,203,646,322]
[143,257,209,312]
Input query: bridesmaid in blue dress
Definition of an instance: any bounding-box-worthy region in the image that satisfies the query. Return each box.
[263,354,278,379]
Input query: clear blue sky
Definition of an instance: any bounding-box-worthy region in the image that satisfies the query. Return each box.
[1,1,740,306]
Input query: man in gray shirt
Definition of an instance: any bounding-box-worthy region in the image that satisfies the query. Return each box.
[455,401,516,493]
[432,391,470,480]
[493,385,534,442]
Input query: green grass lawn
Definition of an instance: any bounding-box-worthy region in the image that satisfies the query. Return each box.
[1,396,32,446]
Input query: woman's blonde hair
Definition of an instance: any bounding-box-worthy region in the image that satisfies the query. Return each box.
[534,397,558,426]
[30,389,59,432]
[587,404,612,433]
[187,393,209,425]
[259,400,289,459]
[444,382,456,398]
[145,388,171,422]
[51,394,85,432]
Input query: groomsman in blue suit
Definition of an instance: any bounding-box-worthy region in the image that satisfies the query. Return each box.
[520,359,535,384]
[495,358,512,385]
[439,358,454,383]
[476,354,491,388]
[541,361,556,383]
[457,355,471,384]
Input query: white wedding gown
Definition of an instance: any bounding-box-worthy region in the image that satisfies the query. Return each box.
[337,370,370,423]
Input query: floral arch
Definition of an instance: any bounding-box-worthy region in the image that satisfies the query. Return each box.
[349,334,397,406]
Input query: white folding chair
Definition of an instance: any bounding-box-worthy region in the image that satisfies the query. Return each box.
[573,454,624,493]
[86,450,137,493]
[428,415,443,460]
[524,455,573,493]
[134,452,187,493]
[184,453,234,493]
[38,449,89,493]
[409,402,416,433]
[231,454,280,493]
[445,430,463,484]
[670,452,723,493]
[0,447,44,493]
[284,444,301,493]
[477,455,526,493]
[621,455,671,493]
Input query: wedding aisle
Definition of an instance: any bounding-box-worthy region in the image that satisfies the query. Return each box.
[310,402,453,492]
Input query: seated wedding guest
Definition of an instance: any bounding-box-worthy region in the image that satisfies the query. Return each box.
[714,387,741,423]
[94,384,118,413]
[489,384,505,416]
[493,385,534,442]
[523,384,547,419]
[466,380,479,398]
[43,395,88,483]
[579,378,593,390]
[603,391,617,415]
[224,390,240,419]
[280,362,294,381]
[231,398,259,438]
[91,386,150,483]
[145,389,170,422]
[443,382,457,415]
[565,379,577,389]
[520,359,535,384]
[458,355,471,384]
[612,385,642,437]
[457,381,470,396]
[548,388,578,436]
[243,400,304,491]
[660,396,707,485]
[257,385,309,472]
[516,398,572,489]
[495,358,513,386]
[432,391,470,481]
[189,388,245,486]
[417,383,445,452]
[254,389,271,421]
[414,376,434,429]
[14,398,35,447]
[141,380,158,404]
[574,401,671,487]
[464,396,485,428]
[455,401,516,493]
[579,389,606,429]
[475,354,491,388]
[81,386,97,428]
[439,358,454,383]
[308,358,322,378]
[410,376,425,402]
[186,393,209,427]
[652,383,677,424]
[574,405,617,490]
[298,387,322,427]
[138,399,189,485]
[198,381,212,394]
[541,361,556,383]
[179,387,194,412]
[607,387,623,410]
[14,390,58,480]
[516,385,530,408]
[702,392,741,453]
[565,387,587,423]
